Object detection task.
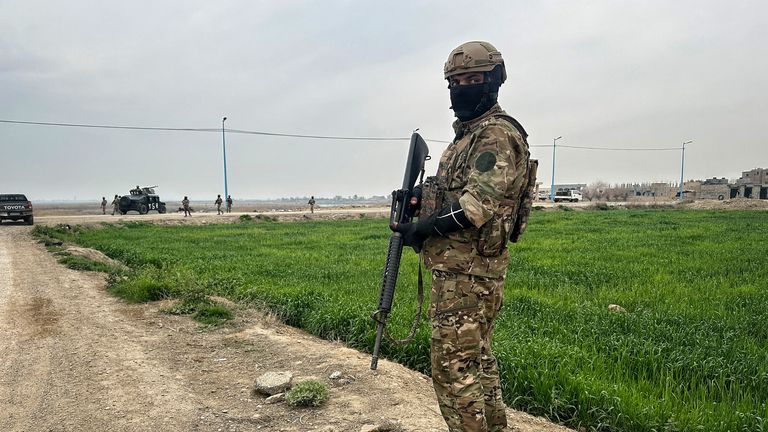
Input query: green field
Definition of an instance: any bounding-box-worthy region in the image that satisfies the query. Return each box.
[36,210,768,431]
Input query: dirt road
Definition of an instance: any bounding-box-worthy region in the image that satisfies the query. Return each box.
[0,225,569,432]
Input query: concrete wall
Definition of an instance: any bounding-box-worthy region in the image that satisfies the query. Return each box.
[700,184,730,200]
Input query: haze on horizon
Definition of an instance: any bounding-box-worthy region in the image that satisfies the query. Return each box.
[1,1,766,201]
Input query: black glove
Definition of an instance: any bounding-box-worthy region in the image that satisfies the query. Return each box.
[390,201,472,252]
[390,212,436,252]
[405,185,422,218]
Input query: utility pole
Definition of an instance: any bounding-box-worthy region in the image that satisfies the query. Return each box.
[550,136,562,202]
[222,116,228,200]
[679,140,692,201]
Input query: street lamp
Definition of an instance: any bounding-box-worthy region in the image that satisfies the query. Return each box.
[222,116,229,201]
[679,140,692,201]
[550,136,562,202]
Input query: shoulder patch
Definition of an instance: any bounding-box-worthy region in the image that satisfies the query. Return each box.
[475,152,497,172]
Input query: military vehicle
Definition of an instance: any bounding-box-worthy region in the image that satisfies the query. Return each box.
[118,186,167,215]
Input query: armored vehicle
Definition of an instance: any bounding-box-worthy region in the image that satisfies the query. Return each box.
[118,186,167,215]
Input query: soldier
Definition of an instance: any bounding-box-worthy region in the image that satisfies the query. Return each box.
[391,41,530,432]
[100,197,107,214]
[111,195,120,216]
[215,194,223,215]
[226,195,233,213]
[182,196,191,217]
[308,196,316,213]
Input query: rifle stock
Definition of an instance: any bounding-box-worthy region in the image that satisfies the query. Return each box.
[370,132,429,370]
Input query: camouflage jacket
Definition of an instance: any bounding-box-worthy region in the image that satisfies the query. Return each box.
[422,104,529,278]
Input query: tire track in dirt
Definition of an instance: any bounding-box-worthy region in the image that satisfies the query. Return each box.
[0,226,198,431]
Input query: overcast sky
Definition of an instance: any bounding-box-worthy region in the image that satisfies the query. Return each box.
[1,1,766,201]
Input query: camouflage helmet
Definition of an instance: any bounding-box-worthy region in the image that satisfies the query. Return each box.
[443,41,506,84]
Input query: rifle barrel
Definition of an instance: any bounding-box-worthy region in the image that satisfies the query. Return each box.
[371,232,404,370]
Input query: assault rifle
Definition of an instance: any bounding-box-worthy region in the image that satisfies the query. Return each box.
[370,132,429,370]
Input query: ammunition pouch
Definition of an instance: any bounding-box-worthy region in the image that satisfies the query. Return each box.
[509,159,538,243]
[423,156,537,257]
[477,200,518,257]
[478,158,538,255]
[420,176,446,218]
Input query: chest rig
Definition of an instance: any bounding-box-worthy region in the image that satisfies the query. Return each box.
[421,113,536,255]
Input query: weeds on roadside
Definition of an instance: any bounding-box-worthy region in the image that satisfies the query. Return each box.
[104,265,186,303]
[194,303,234,326]
[57,253,124,274]
[586,202,611,211]
[285,380,329,407]
[624,202,676,210]
[163,276,233,326]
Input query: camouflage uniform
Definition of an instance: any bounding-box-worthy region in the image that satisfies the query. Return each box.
[422,104,529,432]
[308,197,316,213]
[182,197,191,217]
[215,196,223,215]
[226,196,233,213]
[111,196,119,215]
[101,198,107,215]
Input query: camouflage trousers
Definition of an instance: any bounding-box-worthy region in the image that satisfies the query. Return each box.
[429,270,507,432]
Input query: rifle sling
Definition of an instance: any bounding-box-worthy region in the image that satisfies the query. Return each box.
[383,255,425,346]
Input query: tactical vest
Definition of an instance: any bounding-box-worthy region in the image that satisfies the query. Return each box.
[421,111,535,261]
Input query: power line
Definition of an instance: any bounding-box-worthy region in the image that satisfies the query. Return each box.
[558,144,680,151]
[0,119,218,133]
[0,118,449,143]
[227,128,408,142]
[0,118,682,151]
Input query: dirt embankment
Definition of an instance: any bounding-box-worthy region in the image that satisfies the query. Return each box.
[30,205,389,227]
[0,226,570,432]
[681,197,768,210]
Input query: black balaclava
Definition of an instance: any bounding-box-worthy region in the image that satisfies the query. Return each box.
[449,66,503,122]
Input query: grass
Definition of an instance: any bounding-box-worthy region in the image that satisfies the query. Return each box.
[56,253,122,273]
[285,380,330,407]
[33,211,768,431]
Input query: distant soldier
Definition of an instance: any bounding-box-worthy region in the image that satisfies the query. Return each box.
[111,195,119,215]
[308,196,316,213]
[226,195,233,213]
[215,194,223,215]
[100,197,107,214]
[182,196,191,217]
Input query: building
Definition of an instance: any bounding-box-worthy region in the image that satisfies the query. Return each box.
[735,168,768,199]
[699,178,732,200]
[629,182,678,198]
[738,168,768,186]
[682,169,767,201]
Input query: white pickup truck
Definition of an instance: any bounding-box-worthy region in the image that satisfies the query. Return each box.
[555,190,582,202]
[538,190,583,202]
